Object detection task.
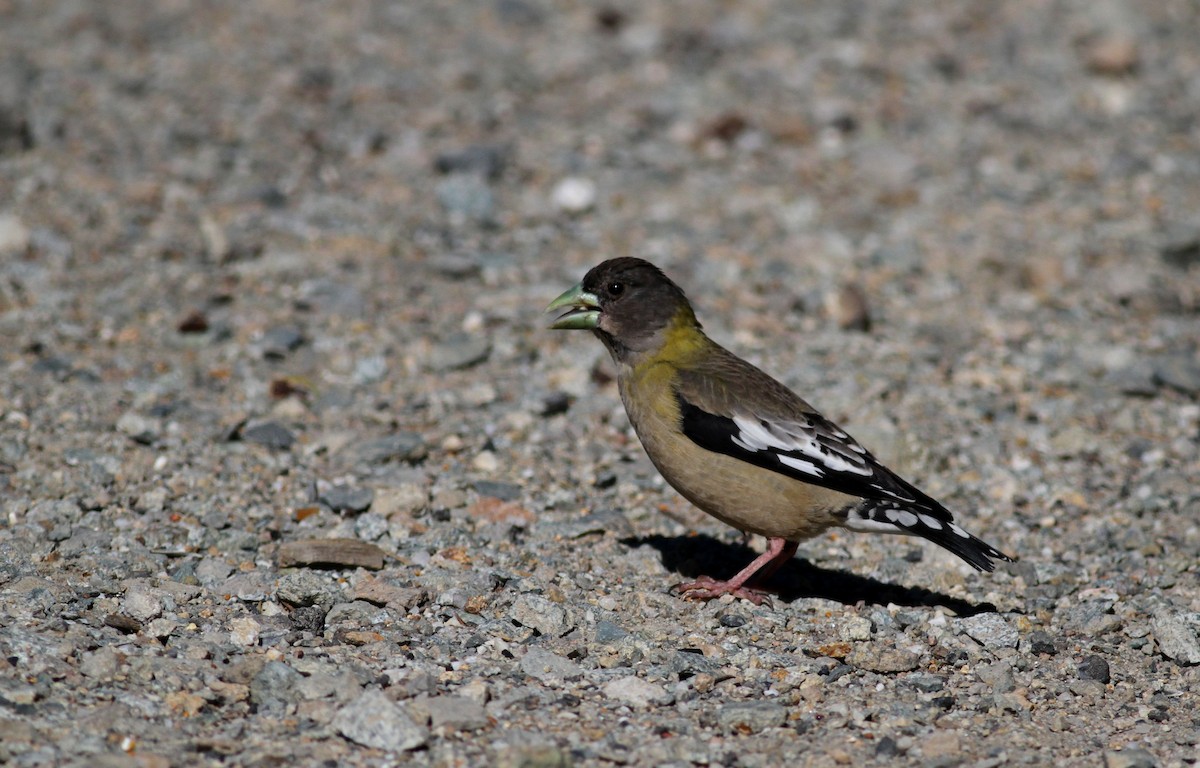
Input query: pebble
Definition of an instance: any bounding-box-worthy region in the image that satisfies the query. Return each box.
[1077,654,1111,683]
[1103,748,1160,768]
[428,333,492,372]
[354,433,427,464]
[1084,37,1140,76]
[121,585,163,623]
[601,676,673,709]
[229,617,262,647]
[1153,356,1200,396]
[839,616,873,641]
[116,412,159,444]
[847,646,920,673]
[474,480,522,501]
[334,689,427,752]
[510,594,569,637]
[1151,611,1200,665]
[239,421,296,450]
[372,483,428,518]
[261,326,305,359]
[0,213,30,254]
[249,661,303,713]
[957,614,1019,650]
[436,175,495,222]
[424,694,490,732]
[715,701,787,733]
[434,144,509,180]
[551,177,597,213]
[319,484,375,513]
[519,647,584,683]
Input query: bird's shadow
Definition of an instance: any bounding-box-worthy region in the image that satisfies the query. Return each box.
[623,534,998,615]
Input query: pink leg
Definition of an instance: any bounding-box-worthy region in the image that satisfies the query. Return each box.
[674,538,799,605]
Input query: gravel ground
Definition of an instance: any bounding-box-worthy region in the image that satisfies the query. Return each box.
[1,1,1199,766]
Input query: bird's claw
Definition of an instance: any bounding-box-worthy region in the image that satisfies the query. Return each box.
[672,577,774,607]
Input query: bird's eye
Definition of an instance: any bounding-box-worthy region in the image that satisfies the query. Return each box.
[607,282,625,297]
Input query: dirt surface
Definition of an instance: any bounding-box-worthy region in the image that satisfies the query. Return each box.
[1,1,1198,766]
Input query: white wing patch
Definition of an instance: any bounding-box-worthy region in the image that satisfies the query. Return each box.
[729,414,873,480]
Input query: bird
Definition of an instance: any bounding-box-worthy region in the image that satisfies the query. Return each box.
[546,257,1012,605]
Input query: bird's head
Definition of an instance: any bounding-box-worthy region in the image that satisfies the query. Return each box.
[546,257,698,358]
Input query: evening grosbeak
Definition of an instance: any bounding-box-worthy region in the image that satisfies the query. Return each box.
[547,257,1012,604]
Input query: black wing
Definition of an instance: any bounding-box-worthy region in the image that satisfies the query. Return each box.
[675,390,951,520]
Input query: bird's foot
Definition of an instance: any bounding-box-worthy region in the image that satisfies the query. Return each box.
[673,577,774,606]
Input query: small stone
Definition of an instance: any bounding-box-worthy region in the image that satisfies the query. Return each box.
[122,585,163,622]
[425,694,490,732]
[434,144,509,180]
[909,673,945,693]
[79,646,123,679]
[373,484,428,518]
[594,620,629,645]
[355,433,427,464]
[1161,225,1200,269]
[510,594,568,637]
[276,570,337,607]
[1103,748,1159,768]
[541,391,572,416]
[428,333,492,372]
[1085,36,1139,77]
[1024,629,1059,655]
[1078,654,1111,683]
[839,616,872,641]
[1151,611,1200,665]
[976,661,1016,692]
[249,661,303,713]
[601,676,673,709]
[1153,356,1200,396]
[847,646,920,673]
[472,450,499,473]
[519,646,584,683]
[229,617,261,647]
[276,538,387,570]
[240,421,296,450]
[551,176,597,213]
[117,412,159,445]
[718,613,747,628]
[716,701,787,733]
[826,282,871,332]
[261,326,305,359]
[319,484,375,513]
[334,689,427,752]
[920,729,961,760]
[437,175,494,222]
[473,480,522,501]
[957,613,1019,650]
[0,213,30,254]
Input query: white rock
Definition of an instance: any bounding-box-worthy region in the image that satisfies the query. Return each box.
[601,675,673,708]
[551,177,597,213]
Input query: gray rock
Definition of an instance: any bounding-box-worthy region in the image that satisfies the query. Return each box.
[240,421,296,450]
[275,570,339,607]
[319,484,375,513]
[594,620,629,645]
[1078,654,1111,683]
[249,661,303,713]
[1160,225,1200,269]
[847,646,921,673]
[976,661,1016,692]
[1153,356,1200,395]
[436,175,494,221]
[519,647,583,683]
[261,326,305,359]
[334,689,427,752]
[428,333,491,372]
[425,694,490,731]
[116,412,159,444]
[1104,748,1160,768]
[434,144,509,181]
[355,433,427,464]
[121,585,163,623]
[1152,611,1200,665]
[908,673,945,693]
[600,675,673,709]
[957,614,1019,650]
[474,480,522,501]
[510,594,569,637]
[194,557,235,587]
[716,701,787,733]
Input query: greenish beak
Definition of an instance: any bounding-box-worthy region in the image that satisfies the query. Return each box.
[545,282,601,330]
